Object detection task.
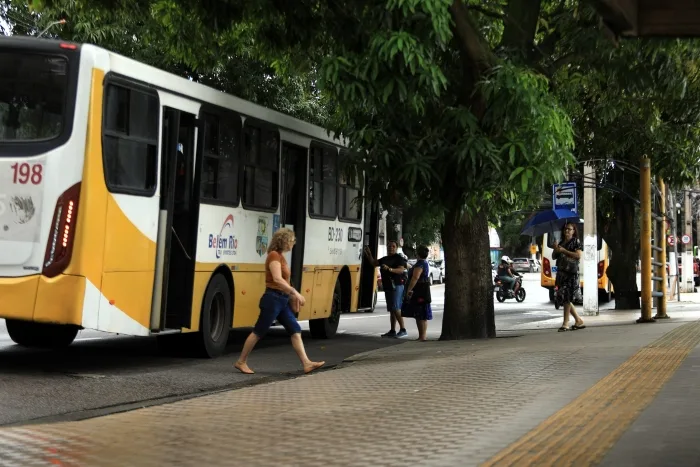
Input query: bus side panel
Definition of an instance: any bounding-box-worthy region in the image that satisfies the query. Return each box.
[296,269,316,322]
[65,68,108,329]
[99,195,157,335]
[309,268,335,320]
[541,234,556,290]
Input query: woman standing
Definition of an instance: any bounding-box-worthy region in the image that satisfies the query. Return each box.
[403,245,433,341]
[234,228,325,374]
[553,223,586,332]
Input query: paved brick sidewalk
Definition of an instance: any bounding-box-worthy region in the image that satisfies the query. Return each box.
[0,319,697,467]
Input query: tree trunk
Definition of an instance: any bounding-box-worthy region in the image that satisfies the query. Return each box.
[604,196,640,309]
[440,208,495,339]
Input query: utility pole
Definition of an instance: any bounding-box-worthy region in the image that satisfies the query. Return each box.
[638,156,654,323]
[654,178,668,319]
[682,189,694,292]
[582,163,598,315]
[669,189,681,301]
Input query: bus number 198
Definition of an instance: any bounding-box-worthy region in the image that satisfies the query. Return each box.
[11,163,43,185]
[328,227,344,242]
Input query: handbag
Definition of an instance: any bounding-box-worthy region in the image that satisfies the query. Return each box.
[410,273,432,304]
[557,253,579,274]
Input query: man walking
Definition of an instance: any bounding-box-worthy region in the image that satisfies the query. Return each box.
[364,241,408,338]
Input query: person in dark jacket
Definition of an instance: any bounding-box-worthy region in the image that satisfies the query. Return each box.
[364,240,408,338]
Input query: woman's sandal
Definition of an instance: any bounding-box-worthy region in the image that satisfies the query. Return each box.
[558,326,570,332]
[571,324,587,330]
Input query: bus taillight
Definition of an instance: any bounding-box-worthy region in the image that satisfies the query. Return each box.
[43,182,81,278]
[598,260,604,278]
[543,257,551,277]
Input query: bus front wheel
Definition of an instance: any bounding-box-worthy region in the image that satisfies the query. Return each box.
[197,274,232,358]
[310,280,342,339]
[6,319,79,348]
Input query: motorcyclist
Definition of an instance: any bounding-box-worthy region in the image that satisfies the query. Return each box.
[496,256,521,297]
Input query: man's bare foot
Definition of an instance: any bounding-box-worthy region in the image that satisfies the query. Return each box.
[234,361,254,374]
[303,361,325,374]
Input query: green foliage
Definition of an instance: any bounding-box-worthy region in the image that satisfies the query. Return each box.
[397,195,444,250]
[6,0,331,126]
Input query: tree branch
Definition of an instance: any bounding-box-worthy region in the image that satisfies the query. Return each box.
[466,4,505,20]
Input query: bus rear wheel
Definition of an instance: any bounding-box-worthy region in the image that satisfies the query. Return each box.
[6,319,79,348]
[310,280,342,339]
[197,274,232,358]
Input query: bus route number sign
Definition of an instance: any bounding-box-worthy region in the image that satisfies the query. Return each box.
[328,227,344,242]
[10,162,43,185]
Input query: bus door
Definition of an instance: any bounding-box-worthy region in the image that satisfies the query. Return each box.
[280,142,308,304]
[358,198,380,310]
[152,107,201,330]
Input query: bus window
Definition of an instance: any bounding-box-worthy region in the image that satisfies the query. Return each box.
[309,143,338,219]
[0,53,67,142]
[242,123,278,210]
[103,84,159,195]
[200,111,240,204]
[338,150,362,223]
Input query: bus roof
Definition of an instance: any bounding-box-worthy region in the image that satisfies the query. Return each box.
[0,36,346,148]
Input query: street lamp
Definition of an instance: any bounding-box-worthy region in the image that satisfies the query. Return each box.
[38,19,66,38]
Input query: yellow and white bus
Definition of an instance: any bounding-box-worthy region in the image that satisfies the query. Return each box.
[541,232,612,303]
[0,37,379,357]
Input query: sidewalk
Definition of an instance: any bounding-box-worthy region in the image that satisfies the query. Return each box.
[2,306,700,466]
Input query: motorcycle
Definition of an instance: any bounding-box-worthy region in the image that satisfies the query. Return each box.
[494,274,526,303]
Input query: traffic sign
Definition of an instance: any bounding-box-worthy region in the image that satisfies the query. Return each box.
[553,182,577,212]
[668,235,676,246]
[682,234,691,245]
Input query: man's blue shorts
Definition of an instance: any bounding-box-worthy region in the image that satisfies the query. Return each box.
[384,284,405,312]
[253,288,303,337]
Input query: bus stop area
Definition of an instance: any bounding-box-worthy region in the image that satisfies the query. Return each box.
[2,299,700,466]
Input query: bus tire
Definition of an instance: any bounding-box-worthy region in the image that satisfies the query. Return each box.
[548,288,555,303]
[599,289,612,303]
[6,319,79,348]
[310,280,342,339]
[197,274,232,358]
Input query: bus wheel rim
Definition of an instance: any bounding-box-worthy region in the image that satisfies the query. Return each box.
[210,292,225,341]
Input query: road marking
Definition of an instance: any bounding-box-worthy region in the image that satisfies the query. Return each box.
[483,320,700,466]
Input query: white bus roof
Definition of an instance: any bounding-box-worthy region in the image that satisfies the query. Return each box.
[0,36,347,148]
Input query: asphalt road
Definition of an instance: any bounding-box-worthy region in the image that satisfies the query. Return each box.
[0,273,573,426]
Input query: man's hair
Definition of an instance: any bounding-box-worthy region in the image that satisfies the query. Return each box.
[387,240,398,247]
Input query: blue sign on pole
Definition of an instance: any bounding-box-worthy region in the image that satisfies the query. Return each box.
[552,182,577,212]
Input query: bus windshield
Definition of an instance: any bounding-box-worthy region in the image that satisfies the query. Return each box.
[0,52,68,142]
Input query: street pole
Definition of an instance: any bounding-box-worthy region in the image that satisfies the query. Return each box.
[582,163,598,315]
[669,189,681,301]
[655,178,668,319]
[638,156,654,323]
[683,189,694,292]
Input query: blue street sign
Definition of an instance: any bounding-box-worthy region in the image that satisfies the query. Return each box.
[553,182,577,212]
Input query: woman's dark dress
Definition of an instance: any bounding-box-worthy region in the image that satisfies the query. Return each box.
[555,237,582,305]
[401,259,433,321]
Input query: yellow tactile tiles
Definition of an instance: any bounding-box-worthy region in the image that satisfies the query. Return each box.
[0,321,698,467]
[483,320,700,467]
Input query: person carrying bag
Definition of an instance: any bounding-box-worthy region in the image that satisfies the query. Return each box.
[401,245,433,341]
